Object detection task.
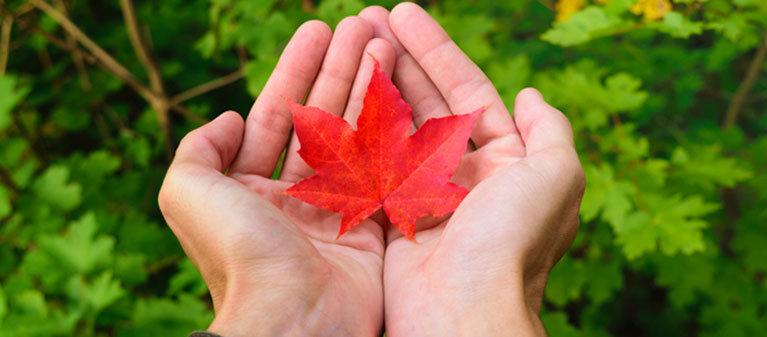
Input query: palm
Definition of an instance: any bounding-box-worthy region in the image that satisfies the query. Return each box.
[223,172,385,326]
[231,174,385,254]
[353,4,583,335]
[160,17,398,336]
[383,124,527,317]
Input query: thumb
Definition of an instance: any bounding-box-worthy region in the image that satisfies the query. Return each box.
[513,88,575,156]
[159,110,245,227]
[172,111,245,171]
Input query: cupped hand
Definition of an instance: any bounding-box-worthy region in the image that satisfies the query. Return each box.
[158,17,396,337]
[358,4,585,336]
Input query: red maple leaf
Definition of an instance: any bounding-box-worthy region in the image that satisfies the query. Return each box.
[285,60,483,240]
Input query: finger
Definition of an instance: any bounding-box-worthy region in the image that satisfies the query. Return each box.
[512,88,575,155]
[228,21,332,177]
[358,6,452,128]
[160,111,245,253]
[341,38,396,127]
[159,111,313,274]
[171,111,245,171]
[279,17,373,182]
[389,3,519,147]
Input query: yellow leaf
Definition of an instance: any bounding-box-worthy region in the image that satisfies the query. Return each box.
[630,0,672,21]
[555,0,584,22]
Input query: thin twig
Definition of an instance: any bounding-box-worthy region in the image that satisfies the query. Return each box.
[102,102,135,136]
[92,104,120,154]
[0,13,11,74]
[170,69,243,105]
[236,46,248,67]
[0,166,19,196]
[170,104,210,124]
[53,0,90,90]
[15,2,34,16]
[29,0,156,103]
[723,30,767,128]
[119,0,164,96]
[119,0,172,159]
[3,4,98,65]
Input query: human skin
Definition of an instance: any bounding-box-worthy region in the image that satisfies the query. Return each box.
[158,3,584,337]
[358,3,584,336]
[159,17,394,337]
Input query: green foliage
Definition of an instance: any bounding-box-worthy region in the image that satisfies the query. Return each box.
[0,0,765,336]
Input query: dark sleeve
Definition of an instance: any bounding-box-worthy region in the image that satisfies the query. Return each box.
[188,331,224,337]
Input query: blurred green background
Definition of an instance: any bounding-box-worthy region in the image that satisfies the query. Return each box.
[0,0,765,336]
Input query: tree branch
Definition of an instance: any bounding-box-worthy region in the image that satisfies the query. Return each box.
[53,0,90,90]
[15,1,223,152]
[723,29,767,128]
[0,12,11,74]
[28,0,156,103]
[118,0,172,159]
[170,69,243,106]
[118,0,164,96]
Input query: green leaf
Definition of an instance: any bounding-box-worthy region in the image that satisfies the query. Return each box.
[0,185,10,219]
[245,57,278,97]
[37,212,115,275]
[121,134,152,167]
[541,7,624,46]
[432,12,495,62]
[603,73,649,112]
[707,13,750,41]
[51,106,90,131]
[541,311,581,337]
[654,254,715,307]
[13,290,47,317]
[545,255,585,306]
[317,0,364,28]
[84,272,125,312]
[0,137,28,169]
[117,295,213,337]
[114,253,148,286]
[31,165,82,211]
[534,60,647,131]
[0,75,30,131]
[0,244,15,276]
[488,54,531,107]
[580,164,635,225]
[0,286,7,321]
[167,258,207,296]
[671,145,752,189]
[614,195,718,259]
[655,11,703,38]
[583,257,623,304]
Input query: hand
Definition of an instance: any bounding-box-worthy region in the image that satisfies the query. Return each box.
[358,4,585,336]
[158,17,397,337]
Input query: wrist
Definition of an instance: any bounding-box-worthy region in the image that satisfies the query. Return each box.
[458,274,547,337]
[206,261,380,337]
[206,264,332,337]
[386,264,547,337]
[522,262,552,315]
